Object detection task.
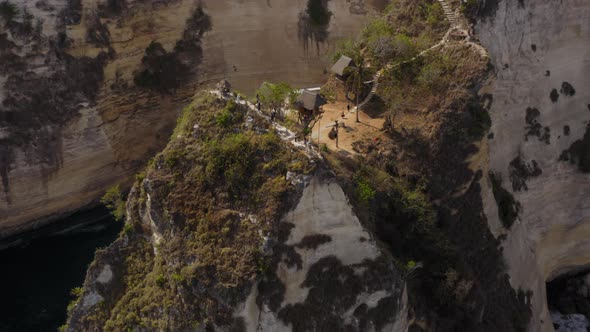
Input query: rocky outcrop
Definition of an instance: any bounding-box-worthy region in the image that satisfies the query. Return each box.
[237,177,405,332]
[65,92,404,331]
[0,0,377,238]
[476,0,590,331]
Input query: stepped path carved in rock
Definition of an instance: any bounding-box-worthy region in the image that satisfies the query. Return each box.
[355,0,488,111]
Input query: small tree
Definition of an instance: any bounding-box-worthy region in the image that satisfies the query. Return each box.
[256,82,296,120]
[101,185,126,221]
[332,38,361,63]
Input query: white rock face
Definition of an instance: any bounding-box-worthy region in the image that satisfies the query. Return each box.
[550,311,589,332]
[96,264,113,284]
[477,1,590,331]
[0,0,377,238]
[236,176,405,332]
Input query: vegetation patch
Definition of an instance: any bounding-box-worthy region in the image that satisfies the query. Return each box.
[305,0,332,26]
[524,107,550,144]
[560,81,576,96]
[133,5,211,91]
[101,185,126,221]
[550,89,559,102]
[489,172,521,228]
[559,123,590,172]
[508,155,542,191]
[295,234,332,249]
[298,0,332,54]
[133,42,189,91]
[278,255,397,331]
[328,2,533,328]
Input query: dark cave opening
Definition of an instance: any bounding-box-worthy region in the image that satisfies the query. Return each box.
[546,270,590,331]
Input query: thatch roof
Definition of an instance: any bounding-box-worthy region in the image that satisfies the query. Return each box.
[330,55,353,76]
[297,90,326,111]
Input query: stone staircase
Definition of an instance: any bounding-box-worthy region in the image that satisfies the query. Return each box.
[355,69,384,110]
[353,0,488,111]
[437,0,459,28]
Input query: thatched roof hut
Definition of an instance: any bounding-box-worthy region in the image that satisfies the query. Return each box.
[330,55,353,76]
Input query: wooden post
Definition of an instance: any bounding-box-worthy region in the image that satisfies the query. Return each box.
[335,120,339,148]
[317,116,321,147]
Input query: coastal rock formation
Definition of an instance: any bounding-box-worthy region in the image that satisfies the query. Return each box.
[65,93,405,331]
[477,0,590,330]
[0,0,375,238]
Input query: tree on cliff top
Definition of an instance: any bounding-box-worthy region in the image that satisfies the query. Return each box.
[101,185,126,222]
[256,82,298,120]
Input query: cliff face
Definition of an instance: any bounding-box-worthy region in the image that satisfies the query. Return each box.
[0,0,374,238]
[476,0,590,330]
[65,92,405,331]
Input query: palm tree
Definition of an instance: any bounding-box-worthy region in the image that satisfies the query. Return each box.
[345,53,366,123]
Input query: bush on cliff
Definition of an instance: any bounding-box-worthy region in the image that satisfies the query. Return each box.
[101,184,125,221]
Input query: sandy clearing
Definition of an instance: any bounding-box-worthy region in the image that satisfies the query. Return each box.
[311,100,386,154]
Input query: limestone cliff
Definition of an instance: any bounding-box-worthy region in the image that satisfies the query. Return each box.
[475,1,590,331]
[0,0,375,238]
[64,92,405,331]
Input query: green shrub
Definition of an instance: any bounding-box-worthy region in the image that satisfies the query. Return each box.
[355,177,376,203]
[257,256,271,276]
[362,17,394,43]
[123,223,133,235]
[216,108,233,127]
[155,274,166,288]
[171,273,184,282]
[331,39,360,63]
[164,149,183,168]
[101,185,126,221]
[205,133,256,196]
[70,286,84,297]
[135,172,146,183]
[423,2,444,25]
[66,287,84,313]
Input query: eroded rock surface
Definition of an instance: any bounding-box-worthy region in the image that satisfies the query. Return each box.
[237,177,404,332]
[477,1,590,330]
[65,93,404,331]
[0,0,376,238]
